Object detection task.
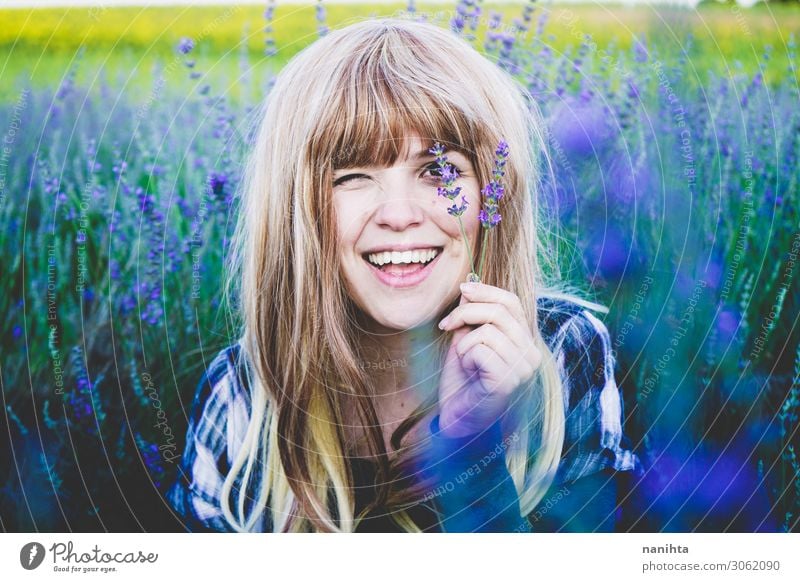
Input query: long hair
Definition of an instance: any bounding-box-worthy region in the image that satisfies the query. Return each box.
[222,16,608,532]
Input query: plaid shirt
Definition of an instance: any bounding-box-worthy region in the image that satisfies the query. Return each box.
[166,296,643,532]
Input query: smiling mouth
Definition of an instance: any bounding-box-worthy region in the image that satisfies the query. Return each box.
[361,247,444,273]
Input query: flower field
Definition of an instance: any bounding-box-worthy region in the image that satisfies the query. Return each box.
[0,1,798,532]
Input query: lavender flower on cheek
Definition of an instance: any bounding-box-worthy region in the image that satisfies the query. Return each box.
[428,142,476,278]
[428,139,509,281]
[429,142,470,218]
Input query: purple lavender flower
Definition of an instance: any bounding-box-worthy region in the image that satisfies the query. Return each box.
[478,208,501,227]
[428,142,465,210]
[429,140,512,281]
[316,0,328,37]
[177,37,194,55]
[478,139,509,229]
[633,38,649,63]
[112,160,127,176]
[263,1,278,57]
[65,347,104,435]
[451,0,481,38]
[715,306,741,347]
[136,187,156,214]
[429,141,476,275]
[110,259,121,281]
[208,170,228,200]
[447,196,469,217]
[474,140,510,278]
[548,97,614,159]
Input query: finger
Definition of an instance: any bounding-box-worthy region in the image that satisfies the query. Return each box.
[455,323,538,381]
[447,282,475,336]
[460,343,520,398]
[459,281,527,322]
[439,301,530,353]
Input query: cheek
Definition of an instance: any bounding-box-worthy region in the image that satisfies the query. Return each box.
[434,184,482,229]
[334,199,363,249]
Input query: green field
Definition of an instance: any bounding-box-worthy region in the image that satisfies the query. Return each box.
[1,2,798,103]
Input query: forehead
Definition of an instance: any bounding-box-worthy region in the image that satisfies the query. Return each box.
[333,131,471,170]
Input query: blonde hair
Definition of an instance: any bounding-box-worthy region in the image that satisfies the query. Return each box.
[222,16,608,532]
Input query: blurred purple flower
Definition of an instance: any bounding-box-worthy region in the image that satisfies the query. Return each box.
[703,255,725,291]
[112,160,127,176]
[451,0,480,37]
[208,171,228,200]
[637,442,778,532]
[43,177,60,195]
[715,306,741,347]
[627,79,641,100]
[548,97,615,160]
[177,37,194,55]
[136,187,156,214]
[66,347,101,433]
[605,154,655,206]
[585,223,645,284]
[633,38,649,63]
[145,162,164,176]
[316,1,328,37]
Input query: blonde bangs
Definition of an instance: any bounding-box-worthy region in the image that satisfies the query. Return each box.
[305,24,498,175]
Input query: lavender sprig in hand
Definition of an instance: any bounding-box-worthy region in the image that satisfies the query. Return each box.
[428,140,510,283]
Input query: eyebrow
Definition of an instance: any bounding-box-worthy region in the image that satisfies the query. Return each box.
[408,148,436,161]
[407,147,468,161]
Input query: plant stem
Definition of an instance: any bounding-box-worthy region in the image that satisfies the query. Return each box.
[477,228,489,279]
[457,217,476,275]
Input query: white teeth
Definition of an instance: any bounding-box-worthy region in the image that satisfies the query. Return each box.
[367,248,439,267]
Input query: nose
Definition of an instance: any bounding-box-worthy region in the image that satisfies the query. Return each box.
[371,169,426,231]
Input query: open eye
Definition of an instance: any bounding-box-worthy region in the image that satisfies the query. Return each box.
[422,163,443,179]
[421,162,461,181]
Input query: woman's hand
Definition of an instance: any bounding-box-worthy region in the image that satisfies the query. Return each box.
[435,281,542,439]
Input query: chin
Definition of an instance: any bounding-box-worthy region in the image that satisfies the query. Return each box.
[368,309,434,332]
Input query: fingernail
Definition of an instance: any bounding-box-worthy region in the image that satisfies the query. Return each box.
[460,282,474,292]
[438,317,450,329]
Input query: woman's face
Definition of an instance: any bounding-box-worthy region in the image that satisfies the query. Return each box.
[333,133,481,332]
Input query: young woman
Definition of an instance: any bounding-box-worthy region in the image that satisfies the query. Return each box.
[167,17,642,533]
